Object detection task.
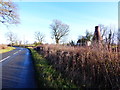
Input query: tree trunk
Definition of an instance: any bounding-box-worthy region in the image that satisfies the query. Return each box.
[56,39,59,44]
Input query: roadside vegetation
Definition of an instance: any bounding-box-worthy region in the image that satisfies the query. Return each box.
[30,48,77,88]
[34,44,120,89]
[0,45,15,53]
[1,1,119,89]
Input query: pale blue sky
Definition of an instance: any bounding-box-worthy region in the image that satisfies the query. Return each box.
[0,2,118,44]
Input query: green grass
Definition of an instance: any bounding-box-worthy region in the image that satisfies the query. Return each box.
[30,48,77,88]
[0,47,15,54]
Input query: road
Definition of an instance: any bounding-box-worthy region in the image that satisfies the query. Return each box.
[0,47,37,88]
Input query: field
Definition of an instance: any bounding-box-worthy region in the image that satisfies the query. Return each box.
[0,44,15,53]
[34,44,120,89]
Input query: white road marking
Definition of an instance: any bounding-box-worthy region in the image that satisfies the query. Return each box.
[19,50,21,52]
[13,51,18,55]
[0,56,10,62]
[0,49,22,62]
[13,49,21,55]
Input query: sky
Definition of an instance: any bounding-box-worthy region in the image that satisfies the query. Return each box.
[0,2,118,44]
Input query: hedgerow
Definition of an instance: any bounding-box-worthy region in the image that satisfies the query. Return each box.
[30,48,77,88]
[35,44,120,89]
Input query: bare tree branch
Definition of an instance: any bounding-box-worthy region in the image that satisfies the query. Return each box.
[0,0,20,25]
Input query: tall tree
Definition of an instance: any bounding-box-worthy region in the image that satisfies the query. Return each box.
[69,40,76,46]
[77,36,87,46]
[98,24,107,38]
[0,0,20,25]
[98,24,119,45]
[85,30,93,41]
[50,19,70,44]
[34,31,45,43]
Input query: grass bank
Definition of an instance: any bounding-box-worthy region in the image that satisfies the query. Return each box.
[30,48,77,88]
[0,47,15,54]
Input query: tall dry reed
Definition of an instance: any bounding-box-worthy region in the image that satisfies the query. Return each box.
[35,44,120,89]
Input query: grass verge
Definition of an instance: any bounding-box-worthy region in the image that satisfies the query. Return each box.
[30,48,77,88]
[0,47,15,54]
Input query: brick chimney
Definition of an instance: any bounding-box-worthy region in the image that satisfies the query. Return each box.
[92,26,103,42]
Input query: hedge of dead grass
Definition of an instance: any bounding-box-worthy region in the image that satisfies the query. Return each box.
[36,44,120,89]
[30,48,77,88]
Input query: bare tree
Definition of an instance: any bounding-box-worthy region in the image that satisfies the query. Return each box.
[0,0,20,25]
[5,31,17,46]
[118,28,120,44]
[34,31,45,43]
[50,19,70,44]
[99,24,117,45]
[98,24,107,38]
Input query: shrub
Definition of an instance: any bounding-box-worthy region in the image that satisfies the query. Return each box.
[30,48,77,88]
[35,44,120,89]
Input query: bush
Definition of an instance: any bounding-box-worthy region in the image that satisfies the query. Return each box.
[30,48,77,88]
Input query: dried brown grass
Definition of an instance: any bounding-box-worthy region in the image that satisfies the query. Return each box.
[0,44,8,49]
[36,44,120,89]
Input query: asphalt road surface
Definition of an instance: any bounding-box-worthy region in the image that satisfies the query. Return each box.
[0,47,37,88]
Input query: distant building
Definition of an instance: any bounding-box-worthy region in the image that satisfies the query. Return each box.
[77,40,91,46]
[92,26,103,43]
[77,26,103,46]
[86,41,91,46]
